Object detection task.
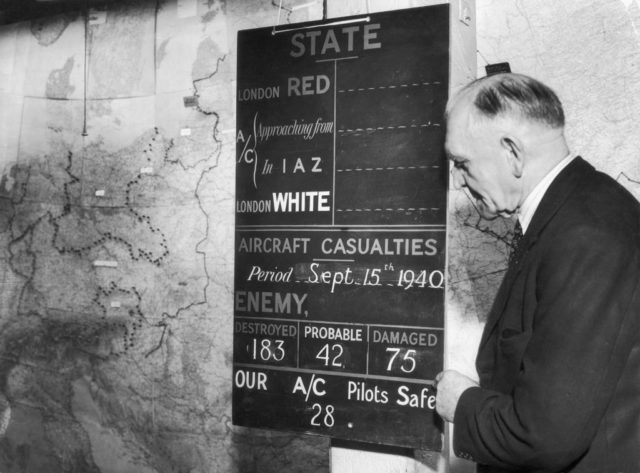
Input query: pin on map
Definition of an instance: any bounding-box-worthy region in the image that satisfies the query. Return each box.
[93,260,118,268]
[95,189,106,197]
[88,8,107,25]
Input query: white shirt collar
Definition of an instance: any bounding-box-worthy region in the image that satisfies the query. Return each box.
[518,153,576,233]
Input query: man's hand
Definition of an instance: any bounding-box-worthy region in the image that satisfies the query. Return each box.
[435,370,479,423]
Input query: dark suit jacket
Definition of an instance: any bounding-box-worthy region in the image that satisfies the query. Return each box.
[453,157,640,472]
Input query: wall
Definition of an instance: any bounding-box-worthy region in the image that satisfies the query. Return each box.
[0,0,637,472]
[476,0,640,181]
[0,1,465,472]
[0,1,328,472]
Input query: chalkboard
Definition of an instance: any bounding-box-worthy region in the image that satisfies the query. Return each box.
[233,5,449,450]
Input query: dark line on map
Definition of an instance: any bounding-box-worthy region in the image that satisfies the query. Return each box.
[462,216,513,248]
[617,171,640,185]
[449,268,507,286]
[272,0,293,24]
[146,55,227,357]
[93,282,146,355]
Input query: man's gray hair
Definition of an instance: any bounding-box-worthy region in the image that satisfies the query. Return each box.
[450,73,565,129]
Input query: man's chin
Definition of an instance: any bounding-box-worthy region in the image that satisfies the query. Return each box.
[498,211,516,219]
[478,210,500,220]
[476,202,515,221]
[472,202,500,220]
[463,191,508,220]
[480,210,516,220]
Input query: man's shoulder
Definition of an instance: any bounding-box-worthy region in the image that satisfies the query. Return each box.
[581,168,637,212]
[561,157,640,218]
[542,157,640,244]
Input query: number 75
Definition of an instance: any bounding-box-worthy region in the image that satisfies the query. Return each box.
[385,348,417,373]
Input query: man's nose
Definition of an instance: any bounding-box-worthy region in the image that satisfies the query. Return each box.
[450,167,466,190]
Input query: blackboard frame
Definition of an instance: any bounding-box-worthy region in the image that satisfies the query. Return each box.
[233,4,449,450]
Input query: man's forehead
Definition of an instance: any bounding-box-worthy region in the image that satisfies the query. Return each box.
[447,97,511,143]
[444,131,466,161]
[447,91,475,125]
[445,101,474,149]
[447,85,476,115]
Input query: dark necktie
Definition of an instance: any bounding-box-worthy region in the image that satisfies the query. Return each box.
[509,220,523,265]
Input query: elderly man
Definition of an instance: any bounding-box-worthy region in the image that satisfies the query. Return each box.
[436,73,640,472]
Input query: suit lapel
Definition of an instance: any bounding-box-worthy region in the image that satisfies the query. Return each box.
[478,157,592,351]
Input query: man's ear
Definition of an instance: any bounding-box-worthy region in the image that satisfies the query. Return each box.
[501,136,524,178]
